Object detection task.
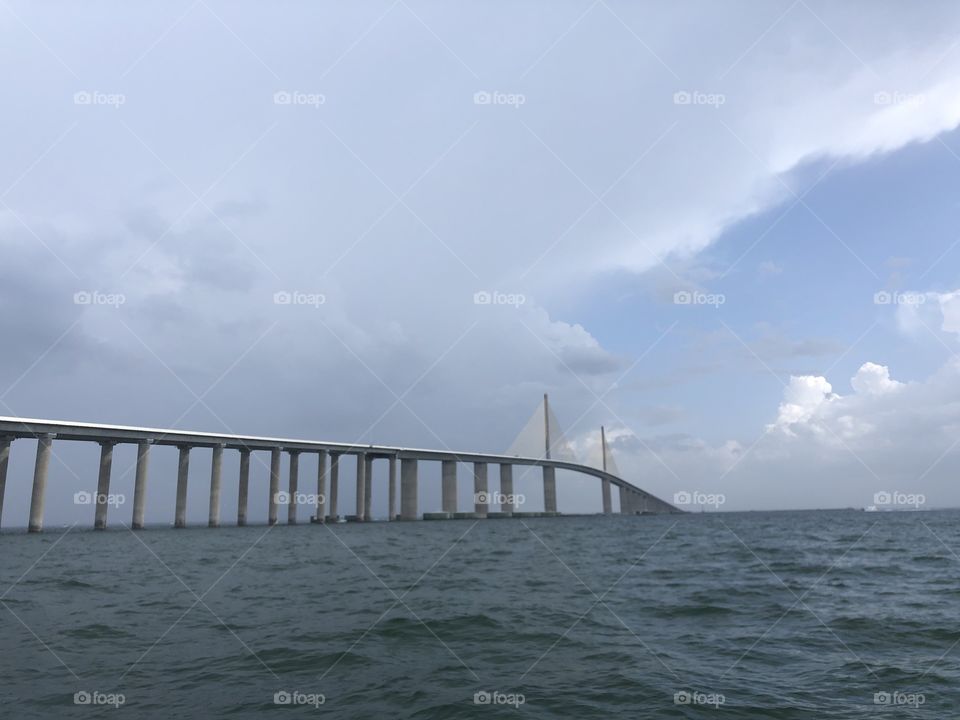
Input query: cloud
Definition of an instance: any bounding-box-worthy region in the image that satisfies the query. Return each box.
[4,3,960,522]
[594,357,960,510]
[895,288,960,339]
[772,375,836,432]
[851,361,903,395]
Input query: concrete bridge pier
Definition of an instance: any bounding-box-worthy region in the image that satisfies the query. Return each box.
[237,449,250,526]
[208,444,224,528]
[0,438,10,528]
[473,462,488,517]
[400,458,418,520]
[602,478,612,515]
[354,452,366,521]
[315,450,327,522]
[287,450,300,524]
[543,465,557,513]
[174,445,191,528]
[499,464,514,513]
[441,460,457,514]
[327,453,340,521]
[93,441,115,530]
[388,455,397,521]
[28,434,53,533]
[619,486,628,514]
[268,447,281,526]
[363,455,373,521]
[132,441,151,529]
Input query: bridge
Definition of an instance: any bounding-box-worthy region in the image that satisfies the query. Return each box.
[0,405,680,532]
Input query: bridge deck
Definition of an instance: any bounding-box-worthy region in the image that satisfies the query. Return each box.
[0,415,679,511]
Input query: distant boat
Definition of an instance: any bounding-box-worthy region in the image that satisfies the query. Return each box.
[863,506,878,512]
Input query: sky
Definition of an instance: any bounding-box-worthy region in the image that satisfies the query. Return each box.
[3,0,960,525]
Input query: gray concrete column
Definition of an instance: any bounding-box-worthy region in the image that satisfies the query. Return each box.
[315,450,328,522]
[355,453,366,521]
[473,462,488,517]
[175,445,190,528]
[499,464,515,513]
[441,460,457,514]
[363,455,373,521]
[619,485,628,514]
[602,478,612,515]
[268,447,281,526]
[0,438,9,529]
[327,453,340,520]
[208,444,224,528]
[132,441,150,529]
[400,458,418,520]
[93,441,115,530]
[28,434,53,533]
[388,455,397,521]
[287,450,300,525]
[543,465,557,513]
[237,449,250,526]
